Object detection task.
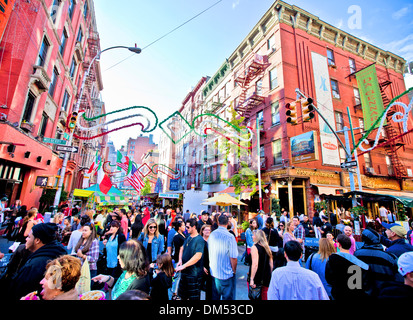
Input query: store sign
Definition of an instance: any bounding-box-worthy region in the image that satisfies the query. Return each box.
[291,131,319,164]
[169,179,180,191]
[311,52,340,166]
[159,193,180,199]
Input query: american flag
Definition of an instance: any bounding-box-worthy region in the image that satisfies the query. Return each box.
[126,163,144,192]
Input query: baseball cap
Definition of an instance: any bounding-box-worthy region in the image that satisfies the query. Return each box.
[398,251,413,277]
[201,210,209,215]
[381,222,407,238]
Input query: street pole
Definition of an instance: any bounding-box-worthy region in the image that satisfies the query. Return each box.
[256,117,263,211]
[52,45,141,213]
[347,107,362,192]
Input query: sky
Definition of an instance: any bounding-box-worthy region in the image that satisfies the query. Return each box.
[93,0,413,151]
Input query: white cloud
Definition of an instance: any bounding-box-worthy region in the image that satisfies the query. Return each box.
[232,0,240,9]
[384,34,413,61]
[392,6,409,20]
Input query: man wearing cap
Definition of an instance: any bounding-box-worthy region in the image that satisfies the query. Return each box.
[380,222,413,258]
[197,210,212,233]
[378,251,413,299]
[6,222,67,300]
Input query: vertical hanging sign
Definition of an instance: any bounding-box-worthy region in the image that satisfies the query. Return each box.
[311,52,340,166]
[355,64,386,131]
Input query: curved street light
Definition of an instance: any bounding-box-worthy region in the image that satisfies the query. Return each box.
[53,45,142,210]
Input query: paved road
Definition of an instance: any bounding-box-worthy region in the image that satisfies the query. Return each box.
[0,232,250,300]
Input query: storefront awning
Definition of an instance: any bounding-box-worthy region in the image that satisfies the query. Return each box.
[312,184,348,195]
[344,190,413,208]
[73,189,95,198]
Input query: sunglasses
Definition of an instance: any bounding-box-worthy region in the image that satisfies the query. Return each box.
[148,226,157,230]
[186,225,191,229]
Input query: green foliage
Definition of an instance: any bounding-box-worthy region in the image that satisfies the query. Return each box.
[219,107,258,195]
[39,188,68,213]
[241,220,250,231]
[350,206,367,220]
[396,202,407,221]
[314,201,328,212]
[140,178,152,197]
[272,198,281,217]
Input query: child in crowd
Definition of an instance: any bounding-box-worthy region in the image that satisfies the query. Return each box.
[150,253,174,300]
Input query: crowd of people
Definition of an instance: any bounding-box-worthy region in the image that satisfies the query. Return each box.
[0,199,413,301]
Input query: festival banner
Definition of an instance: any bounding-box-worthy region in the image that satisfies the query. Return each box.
[311,52,340,166]
[355,64,386,131]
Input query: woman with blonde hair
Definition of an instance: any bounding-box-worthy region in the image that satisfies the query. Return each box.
[248,229,273,300]
[21,255,82,300]
[138,218,164,264]
[282,221,296,247]
[305,238,335,299]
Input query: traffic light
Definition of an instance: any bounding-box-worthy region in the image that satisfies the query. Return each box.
[68,112,78,130]
[302,98,315,122]
[285,101,298,125]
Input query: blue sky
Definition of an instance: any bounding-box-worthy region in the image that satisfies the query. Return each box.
[93,0,413,150]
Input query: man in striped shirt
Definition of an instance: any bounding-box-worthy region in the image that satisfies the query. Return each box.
[208,214,238,300]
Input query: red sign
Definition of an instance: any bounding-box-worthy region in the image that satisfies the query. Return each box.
[323,142,338,150]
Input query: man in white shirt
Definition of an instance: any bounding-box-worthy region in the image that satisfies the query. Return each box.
[268,240,329,300]
[208,214,238,300]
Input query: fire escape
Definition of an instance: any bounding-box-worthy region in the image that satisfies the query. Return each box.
[234,54,269,119]
[380,80,408,179]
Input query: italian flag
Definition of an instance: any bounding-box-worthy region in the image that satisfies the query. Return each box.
[97,161,112,195]
[88,151,101,174]
[116,151,132,174]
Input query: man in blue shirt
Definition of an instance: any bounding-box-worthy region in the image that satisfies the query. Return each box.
[208,214,238,300]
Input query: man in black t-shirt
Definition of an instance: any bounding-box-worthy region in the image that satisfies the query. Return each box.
[176,218,205,300]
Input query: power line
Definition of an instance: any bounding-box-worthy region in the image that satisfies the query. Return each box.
[104,0,223,72]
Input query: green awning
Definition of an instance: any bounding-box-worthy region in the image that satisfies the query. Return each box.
[344,191,413,208]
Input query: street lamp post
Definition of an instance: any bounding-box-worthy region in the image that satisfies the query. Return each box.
[52,45,141,212]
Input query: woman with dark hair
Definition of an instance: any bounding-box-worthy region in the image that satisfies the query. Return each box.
[103,220,126,278]
[92,239,150,299]
[131,212,144,239]
[245,218,258,255]
[75,222,99,278]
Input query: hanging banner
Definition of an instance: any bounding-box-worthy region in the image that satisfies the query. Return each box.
[311,52,340,166]
[355,64,386,131]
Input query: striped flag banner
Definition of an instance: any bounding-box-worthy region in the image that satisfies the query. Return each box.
[126,163,145,192]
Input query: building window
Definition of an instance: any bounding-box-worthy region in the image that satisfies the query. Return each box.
[269,67,278,90]
[327,48,335,66]
[256,78,263,95]
[39,113,48,137]
[60,28,68,56]
[354,87,361,105]
[331,79,340,99]
[257,110,264,130]
[49,67,59,98]
[272,139,282,165]
[69,59,77,79]
[36,37,50,67]
[68,0,75,20]
[335,111,344,131]
[364,153,372,168]
[22,91,36,122]
[349,58,356,73]
[83,0,88,20]
[61,90,70,112]
[50,0,61,24]
[267,35,276,51]
[271,101,280,126]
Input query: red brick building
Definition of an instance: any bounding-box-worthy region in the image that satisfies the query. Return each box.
[187,0,412,218]
[0,0,104,209]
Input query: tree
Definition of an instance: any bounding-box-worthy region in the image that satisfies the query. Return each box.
[219,107,258,197]
[140,178,152,197]
[39,188,68,213]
